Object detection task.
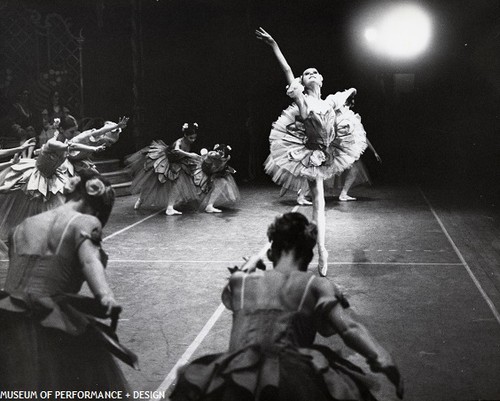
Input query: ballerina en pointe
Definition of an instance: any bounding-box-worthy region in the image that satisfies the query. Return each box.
[318,247,329,277]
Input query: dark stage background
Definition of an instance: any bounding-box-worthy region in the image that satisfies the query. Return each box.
[3,0,500,202]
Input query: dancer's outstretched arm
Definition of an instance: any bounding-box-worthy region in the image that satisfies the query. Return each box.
[255,27,294,85]
[0,138,35,158]
[69,142,106,153]
[73,117,128,143]
[315,279,404,399]
[171,140,200,159]
[366,139,382,163]
[0,154,20,171]
[256,27,308,118]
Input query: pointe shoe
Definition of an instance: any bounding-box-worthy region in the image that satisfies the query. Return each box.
[297,194,313,206]
[318,247,329,277]
[205,205,222,213]
[339,194,357,201]
[133,198,142,210]
[166,208,182,215]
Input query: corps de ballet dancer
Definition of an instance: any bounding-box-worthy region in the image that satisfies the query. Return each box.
[193,143,240,213]
[127,122,201,215]
[0,116,128,238]
[325,88,382,201]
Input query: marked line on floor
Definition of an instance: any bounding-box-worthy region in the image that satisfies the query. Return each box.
[154,304,226,395]
[419,187,500,326]
[150,205,300,399]
[103,209,165,242]
[106,259,464,266]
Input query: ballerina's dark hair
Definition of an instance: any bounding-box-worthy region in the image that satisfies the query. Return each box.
[64,168,116,226]
[59,115,78,131]
[182,122,199,136]
[267,212,318,271]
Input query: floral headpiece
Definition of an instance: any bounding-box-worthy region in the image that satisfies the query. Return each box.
[182,122,199,132]
[63,176,109,198]
[86,178,107,196]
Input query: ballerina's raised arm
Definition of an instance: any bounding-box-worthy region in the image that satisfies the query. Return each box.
[255,27,295,85]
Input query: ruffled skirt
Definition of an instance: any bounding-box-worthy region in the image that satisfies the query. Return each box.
[0,158,71,238]
[264,104,367,192]
[199,175,241,210]
[171,344,378,401]
[126,141,199,207]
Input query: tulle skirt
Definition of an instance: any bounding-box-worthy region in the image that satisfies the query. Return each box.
[264,104,367,192]
[126,142,199,207]
[199,175,240,210]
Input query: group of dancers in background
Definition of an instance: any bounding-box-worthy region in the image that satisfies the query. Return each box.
[127,122,240,215]
[0,27,402,400]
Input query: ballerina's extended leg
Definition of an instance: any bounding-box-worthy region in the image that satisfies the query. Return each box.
[310,177,328,276]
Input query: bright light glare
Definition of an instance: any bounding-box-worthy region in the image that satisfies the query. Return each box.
[365,4,432,59]
[364,27,378,43]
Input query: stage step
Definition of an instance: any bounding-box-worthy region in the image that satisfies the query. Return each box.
[95,158,132,197]
[112,181,133,197]
[93,158,121,173]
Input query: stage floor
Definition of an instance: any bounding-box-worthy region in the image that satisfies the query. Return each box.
[1,182,500,400]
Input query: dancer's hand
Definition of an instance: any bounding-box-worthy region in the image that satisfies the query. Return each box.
[10,153,21,165]
[117,116,129,129]
[241,256,266,273]
[94,144,107,153]
[369,358,404,399]
[255,27,276,47]
[374,153,382,163]
[21,137,36,149]
[100,294,122,317]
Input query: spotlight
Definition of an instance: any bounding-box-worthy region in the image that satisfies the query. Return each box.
[364,4,432,59]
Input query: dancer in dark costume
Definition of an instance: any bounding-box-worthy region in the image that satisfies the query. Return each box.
[0,169,137,392]
[171,212,403,401]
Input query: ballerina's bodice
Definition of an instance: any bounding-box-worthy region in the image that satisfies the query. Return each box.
[227,272,327,353]
[4,212,105,299]
[291,96,337,151]
[229,308,316,352]
[35,144,67,178]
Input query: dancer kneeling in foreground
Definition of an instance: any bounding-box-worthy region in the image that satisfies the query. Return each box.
[0,168,137,391]
[171,212,403,401]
